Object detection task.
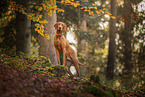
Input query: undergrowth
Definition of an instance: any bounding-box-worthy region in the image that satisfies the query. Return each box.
[0,54,67,78]
[0,54,144,97]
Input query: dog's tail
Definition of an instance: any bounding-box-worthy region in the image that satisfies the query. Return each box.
[78,62,87,66]
[67,57,87,66]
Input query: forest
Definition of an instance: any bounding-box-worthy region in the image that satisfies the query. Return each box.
[0,0,144,96]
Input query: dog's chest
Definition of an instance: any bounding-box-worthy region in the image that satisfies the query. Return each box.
[55,37,63,52]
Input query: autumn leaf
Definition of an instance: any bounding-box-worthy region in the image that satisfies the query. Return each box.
[35,67,38,69]
[99,9,104,13]
[38,7,43,11]
[33,2,36,4]
[103,8,105,10]
[75,1,80,5]
[96,10,101,14]
[61,0,64,3]
[22,11,26,15]
[89,7,94,9]
[84,9,88,12]
[51,0,56,5]
[7,11,12,15]
[48,12,52,16]
[35,28,38,32]
[94,7,97,9]
[44,34,50,40]
[121,65,124,69]
[57,9,64,13]
[30,5,34,8]
[106,12,112,15]
[89,11,94,16]
[35,6,39,9]
[4,17,7,20]
[81,7,84,9]
[73,4,78,7]
[111,16,116,19]
[39,15,42,19]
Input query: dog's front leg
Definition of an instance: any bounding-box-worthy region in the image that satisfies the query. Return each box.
[56,49,60,65]
[62,48,66,66]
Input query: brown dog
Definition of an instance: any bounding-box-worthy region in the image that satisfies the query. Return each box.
[54,22,86,78]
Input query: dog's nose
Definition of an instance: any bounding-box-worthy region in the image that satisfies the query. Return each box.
[59,25,62,28]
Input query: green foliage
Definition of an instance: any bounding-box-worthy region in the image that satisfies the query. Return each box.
[0,54,68,77]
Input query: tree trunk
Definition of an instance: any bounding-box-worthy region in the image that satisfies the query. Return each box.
[122,0,133,73]
[77,20,87,55]
[39,10,58,65]
[106,0,116,79]
[77,19,87,77]
[77,0,88,57]
[16,0,31,56]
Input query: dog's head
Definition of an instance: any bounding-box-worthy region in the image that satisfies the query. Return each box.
[54,22,67,32]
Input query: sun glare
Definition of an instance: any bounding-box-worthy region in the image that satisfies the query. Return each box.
[66,29,77,51]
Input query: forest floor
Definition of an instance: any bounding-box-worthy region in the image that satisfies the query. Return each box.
[0,55,144,97]
[0,65,144,97]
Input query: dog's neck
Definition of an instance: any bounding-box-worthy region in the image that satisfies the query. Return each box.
[56,30,63,37]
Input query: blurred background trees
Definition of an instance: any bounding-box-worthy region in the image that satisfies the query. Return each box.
[106,0,116,80]
[15,0,31,56]
[0,0,144,90]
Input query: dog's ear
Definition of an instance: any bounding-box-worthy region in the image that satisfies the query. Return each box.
[54,23,58,29]
[63,23,67,32]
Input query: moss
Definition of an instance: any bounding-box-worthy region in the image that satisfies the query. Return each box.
[106,89,118,97]
[90,74,101,85]
[49,65,68,77]
[86,85,107,96]
[51,65,68,71]
[86,85,114,97]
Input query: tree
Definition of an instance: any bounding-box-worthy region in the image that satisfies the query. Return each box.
[15,0,31,56]
[106,0,116,79]
[39,4,58,65]
[77,20,87,61]
[122,0,133,73]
